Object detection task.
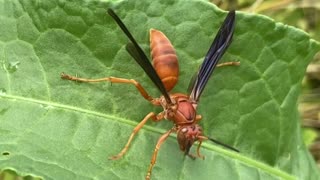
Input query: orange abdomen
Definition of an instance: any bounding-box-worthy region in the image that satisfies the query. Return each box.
[150,29,179,92]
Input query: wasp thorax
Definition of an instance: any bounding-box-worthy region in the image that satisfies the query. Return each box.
[177,100,195,121]
[177,125,203,154]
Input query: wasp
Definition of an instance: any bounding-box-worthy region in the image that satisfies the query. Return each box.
[61,8,239,180]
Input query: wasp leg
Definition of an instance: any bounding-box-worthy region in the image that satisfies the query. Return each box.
[216,61,240,67]
[109,112,163,160]
[195,115,202,123]
[196,141,205,160]
[186,141,205,160]
[61,73,155,102]
[146,128,173,180]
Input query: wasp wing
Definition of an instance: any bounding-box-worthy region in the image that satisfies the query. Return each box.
[189,10,235,102]
[108,9,172,103]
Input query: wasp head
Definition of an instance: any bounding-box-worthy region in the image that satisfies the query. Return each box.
[177,124,203,156]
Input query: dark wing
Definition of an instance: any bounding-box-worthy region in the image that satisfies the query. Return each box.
[189,10,235,102]
[107,9,172,104]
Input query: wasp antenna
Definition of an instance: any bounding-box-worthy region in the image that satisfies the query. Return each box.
[208,137,239,152]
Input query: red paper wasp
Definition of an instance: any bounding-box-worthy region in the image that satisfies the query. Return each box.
[61,9,239,180]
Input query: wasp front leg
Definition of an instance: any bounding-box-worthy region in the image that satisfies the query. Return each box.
[186,141,205,160]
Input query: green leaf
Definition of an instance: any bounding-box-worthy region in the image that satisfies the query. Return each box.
[0,0,319,179]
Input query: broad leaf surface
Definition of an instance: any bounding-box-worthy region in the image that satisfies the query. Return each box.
[0,0,319,179]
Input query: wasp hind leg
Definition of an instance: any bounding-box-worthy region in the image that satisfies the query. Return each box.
[216,61,240,67]
[146,128,173,180]
[61,73,155,102]
[109,112,164,160]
